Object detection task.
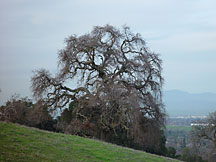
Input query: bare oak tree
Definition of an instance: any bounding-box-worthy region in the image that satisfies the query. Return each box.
[31,25,165,148]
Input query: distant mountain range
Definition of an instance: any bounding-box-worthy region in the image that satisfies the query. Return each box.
[163,90,216,117]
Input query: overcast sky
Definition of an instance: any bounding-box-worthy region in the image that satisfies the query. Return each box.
[0,0,216,105]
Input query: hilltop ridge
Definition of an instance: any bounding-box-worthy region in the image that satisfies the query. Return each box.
[164,90,216,116]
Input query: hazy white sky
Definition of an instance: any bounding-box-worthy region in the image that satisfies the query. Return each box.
[0,0,216,105]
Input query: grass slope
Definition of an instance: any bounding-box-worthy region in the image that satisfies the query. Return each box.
[0,122,179,162]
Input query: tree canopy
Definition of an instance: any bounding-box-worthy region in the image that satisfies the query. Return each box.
[31,25,165,153]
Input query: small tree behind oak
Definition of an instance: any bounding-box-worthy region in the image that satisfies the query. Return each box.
[191,112,216,161]
[32,25,165,152]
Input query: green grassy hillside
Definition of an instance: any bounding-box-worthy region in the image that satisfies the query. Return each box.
[0,122,180,162]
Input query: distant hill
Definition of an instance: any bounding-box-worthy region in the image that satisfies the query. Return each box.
[163,90,216,117]
[0,122,179,162]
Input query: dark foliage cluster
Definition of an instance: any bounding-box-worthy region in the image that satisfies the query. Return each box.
[178,148,207,162]
[56,100,167,155]
[0,96,56,131]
